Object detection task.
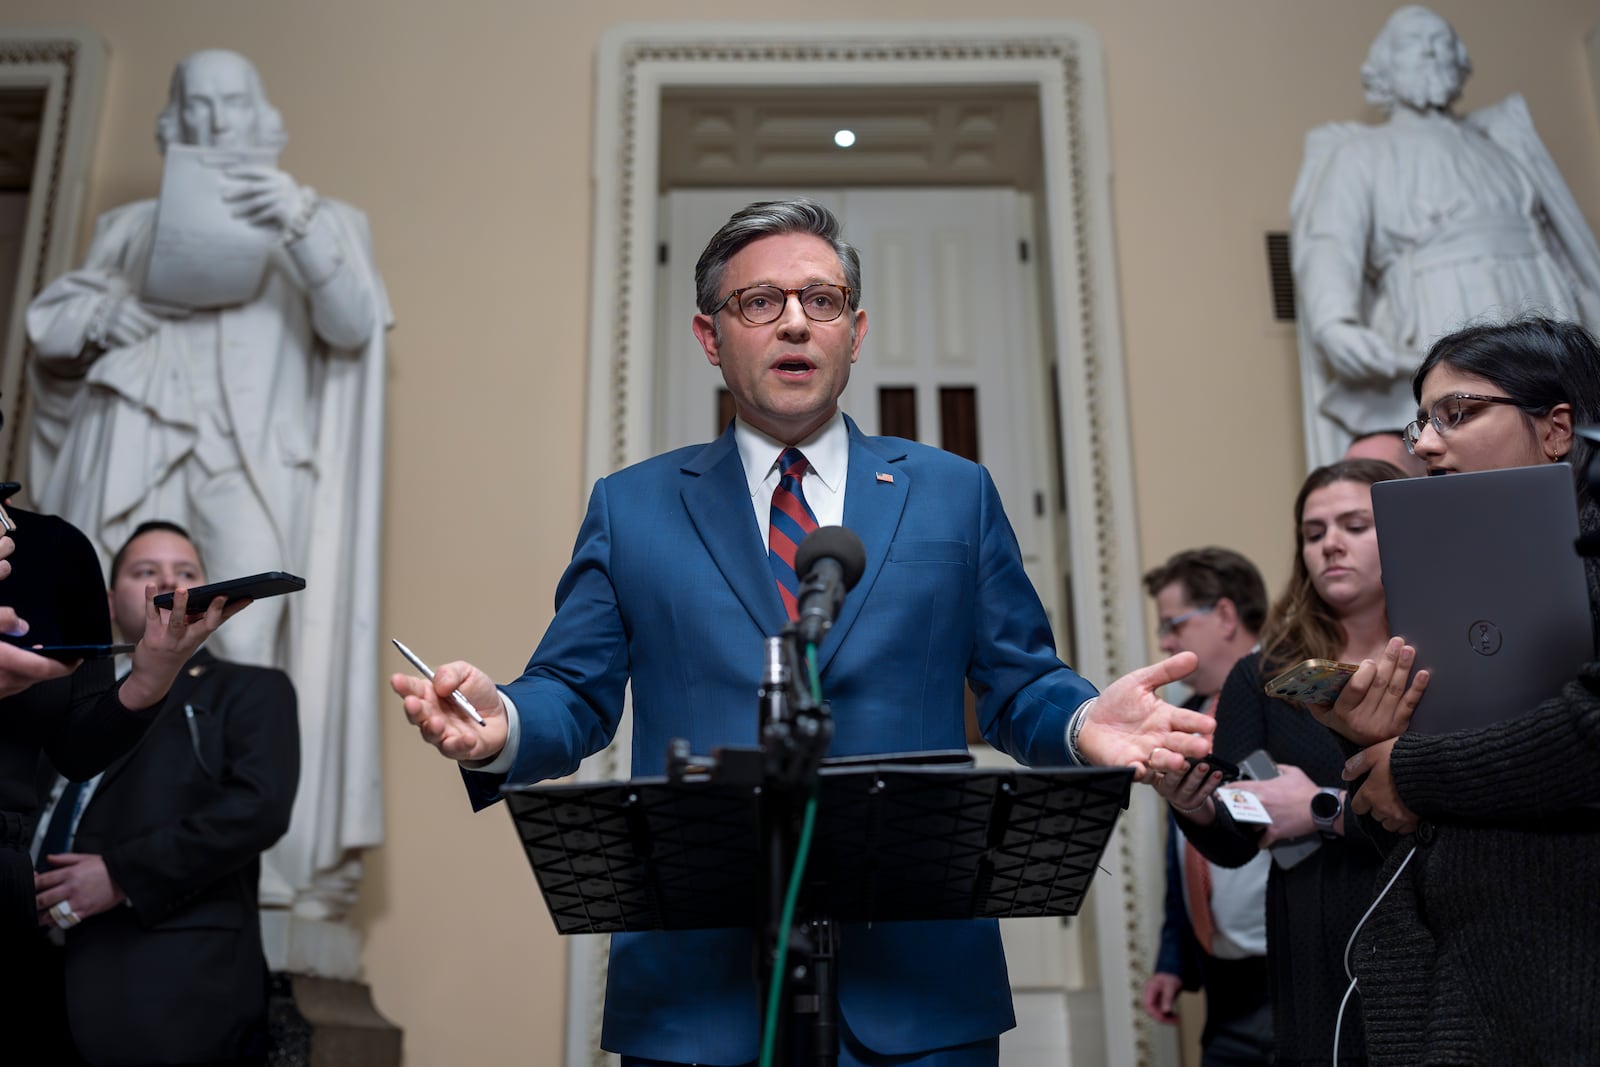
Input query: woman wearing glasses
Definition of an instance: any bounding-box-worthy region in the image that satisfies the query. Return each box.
[1155,457,1405,1067]
[1321,317,1600,1066]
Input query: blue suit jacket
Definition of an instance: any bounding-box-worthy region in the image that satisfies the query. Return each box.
[469,417,1097,1063]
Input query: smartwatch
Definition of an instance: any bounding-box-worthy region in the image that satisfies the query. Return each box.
[1310,787,1344,838]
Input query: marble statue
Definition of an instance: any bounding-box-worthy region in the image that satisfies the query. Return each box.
[1290,5,1600,467]
[25,49,389,964]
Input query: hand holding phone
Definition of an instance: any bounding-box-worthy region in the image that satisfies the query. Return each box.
[1186,752,1242,783]
[152,572,305,616]
[1152,754,1229,821]
[1306,636,1430,747]
[1232,750,1321,869]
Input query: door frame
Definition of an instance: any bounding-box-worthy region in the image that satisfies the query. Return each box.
[578,22,1165,1067]
[0,26,107,485]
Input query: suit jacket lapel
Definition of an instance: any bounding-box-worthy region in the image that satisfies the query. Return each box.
[680,428,787,634]
[822,420,908,672]
[96,649,214,793]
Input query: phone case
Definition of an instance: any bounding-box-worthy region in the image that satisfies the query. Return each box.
[152,571,306,615]
[1263,658,1359,706]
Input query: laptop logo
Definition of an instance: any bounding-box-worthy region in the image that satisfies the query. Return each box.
[1469,620,1503,656]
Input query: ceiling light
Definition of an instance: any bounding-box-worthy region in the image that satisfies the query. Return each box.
[833,129,856,148]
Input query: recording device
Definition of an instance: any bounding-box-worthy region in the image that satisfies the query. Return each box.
[1237,749,1321,869]
[793,527,867,646]
[151,571,305,615]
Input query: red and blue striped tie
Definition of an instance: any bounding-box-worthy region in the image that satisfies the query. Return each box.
[769,447,819,619]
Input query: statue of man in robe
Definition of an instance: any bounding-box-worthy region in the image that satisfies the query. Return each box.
[1291,4,1600,467]
[25,49,389,952]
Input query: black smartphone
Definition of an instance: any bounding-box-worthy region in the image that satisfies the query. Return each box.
[1185,753,1242,783]
[152,571,306,616]
[1,642,135,661]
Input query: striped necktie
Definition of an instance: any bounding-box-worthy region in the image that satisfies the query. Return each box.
[768,447,819,619]
[35,777,86,873]
[1182,693,1221,953]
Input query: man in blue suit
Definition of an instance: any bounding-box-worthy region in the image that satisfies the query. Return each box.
[394,199,1213,1066]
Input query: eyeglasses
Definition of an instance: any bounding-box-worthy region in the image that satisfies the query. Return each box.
[710,283,854,325]
[1156,605,1213,638]
[1403,393,1523,454]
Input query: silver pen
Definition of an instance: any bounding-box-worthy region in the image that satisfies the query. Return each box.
[391,638,487,727]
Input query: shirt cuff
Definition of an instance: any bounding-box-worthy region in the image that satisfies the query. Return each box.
[461,691,519,775]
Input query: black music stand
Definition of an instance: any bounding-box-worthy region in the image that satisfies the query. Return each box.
[502,760,1131,933]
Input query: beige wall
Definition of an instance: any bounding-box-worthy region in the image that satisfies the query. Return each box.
[3,1,1597,1063]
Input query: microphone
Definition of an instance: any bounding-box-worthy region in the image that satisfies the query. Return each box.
[793,526,867,646]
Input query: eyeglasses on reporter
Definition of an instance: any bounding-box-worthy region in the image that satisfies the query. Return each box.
[1402,393,1532,454]
[710,283,856,325]
[1156,605,1214,638]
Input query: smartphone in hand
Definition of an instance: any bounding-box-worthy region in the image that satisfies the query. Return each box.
[1264,658,1359,707]
[1236,748,1321,869]
[152,572,305,616]
[1185,752,1242,783]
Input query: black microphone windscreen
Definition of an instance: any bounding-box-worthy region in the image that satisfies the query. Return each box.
[795,526,867,590]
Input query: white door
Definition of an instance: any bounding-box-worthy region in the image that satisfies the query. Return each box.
[657,188,1093,1065]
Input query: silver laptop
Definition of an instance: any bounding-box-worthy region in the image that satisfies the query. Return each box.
[1373,464,1593,735]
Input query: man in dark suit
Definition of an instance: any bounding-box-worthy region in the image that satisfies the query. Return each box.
[2,482,244,1040]
[1140,548,1273,1067]
[393,198,1214,1066]
[32,521,299,1066]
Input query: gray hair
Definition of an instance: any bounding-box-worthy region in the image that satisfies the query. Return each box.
[155,49,287,153]
[1360,5,1471,111]
[694,198,863,317]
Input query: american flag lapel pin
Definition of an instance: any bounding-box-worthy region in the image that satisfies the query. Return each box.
[875,472,894,484]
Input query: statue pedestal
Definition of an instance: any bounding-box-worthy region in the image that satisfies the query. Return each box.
[263,914,401,1066]
[268,974,402,1067]
[262,912,363,979]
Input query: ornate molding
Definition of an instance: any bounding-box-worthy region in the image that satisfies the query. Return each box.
[0,27,107,488]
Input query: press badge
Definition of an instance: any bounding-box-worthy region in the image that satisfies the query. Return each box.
[1216,786,1273,825]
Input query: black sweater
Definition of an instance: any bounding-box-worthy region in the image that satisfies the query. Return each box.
[1352,663,1600,1065]
[1179,652,1384,1067]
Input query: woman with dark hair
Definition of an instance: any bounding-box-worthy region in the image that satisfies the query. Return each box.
[1155,458,1406,1067]
[1406,316,1600,499]
[1319,317,1600,1066]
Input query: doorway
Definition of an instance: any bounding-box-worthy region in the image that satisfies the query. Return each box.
[0,28,108,490]
[577,22,1169,1067]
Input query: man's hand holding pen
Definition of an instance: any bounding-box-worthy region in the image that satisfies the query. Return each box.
[391,660,507,762]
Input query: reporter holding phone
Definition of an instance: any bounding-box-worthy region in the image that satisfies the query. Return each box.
[1321,319,1600,1067]
[1152,459,1404,1067]
[1140,549,1274,1067]
[0,502,244,1036]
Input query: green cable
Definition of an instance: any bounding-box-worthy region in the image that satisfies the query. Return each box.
[757,784,819,1067]
[757,643,826,1067]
